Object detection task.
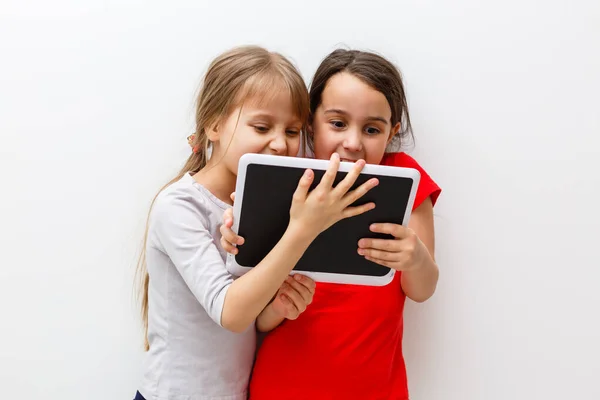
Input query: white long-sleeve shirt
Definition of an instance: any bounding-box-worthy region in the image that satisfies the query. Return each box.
[139,173,255,400]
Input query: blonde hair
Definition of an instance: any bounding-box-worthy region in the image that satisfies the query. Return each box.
[135,45,309,350]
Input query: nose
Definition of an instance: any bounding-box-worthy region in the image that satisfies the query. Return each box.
[343,129,363,153]
[269,133,288,155]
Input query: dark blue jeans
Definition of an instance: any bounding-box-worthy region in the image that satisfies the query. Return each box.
[134,391,146,400]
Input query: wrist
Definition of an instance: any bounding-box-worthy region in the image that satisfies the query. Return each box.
[284,220,316,247]
[407,252,434,275]
[256,302,284,332]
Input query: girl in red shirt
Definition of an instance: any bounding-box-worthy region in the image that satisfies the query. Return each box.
[222,49,441,400]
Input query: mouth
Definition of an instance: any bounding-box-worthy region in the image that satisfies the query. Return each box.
[340,158,359,163]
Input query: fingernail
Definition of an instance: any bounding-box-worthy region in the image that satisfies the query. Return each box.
[294,274,302,281]
[238,237,244,245]
[358,239,365,247]
[358,249,365,255]
[304,169,313,178]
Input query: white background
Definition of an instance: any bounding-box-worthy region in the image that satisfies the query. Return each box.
[1,0,599,399]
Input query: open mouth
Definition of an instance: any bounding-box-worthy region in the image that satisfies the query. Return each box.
[340,158,358,163]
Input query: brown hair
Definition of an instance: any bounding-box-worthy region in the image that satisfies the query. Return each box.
[307,49,414,152]
[135,45,309,350]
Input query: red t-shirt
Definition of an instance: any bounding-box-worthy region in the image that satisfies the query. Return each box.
[249,153,441,400]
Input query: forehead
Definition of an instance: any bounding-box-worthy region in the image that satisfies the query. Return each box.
[319,72,392,120]
[237,92,301,124]
[242,92,290,114]
[234,72,307,122]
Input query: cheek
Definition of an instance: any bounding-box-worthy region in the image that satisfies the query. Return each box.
[364,137,388,164]
[288,136,301,156]
[312,125,338,158]
[220,132,252,172]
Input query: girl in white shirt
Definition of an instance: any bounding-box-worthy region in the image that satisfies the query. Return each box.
[133,45,378,400]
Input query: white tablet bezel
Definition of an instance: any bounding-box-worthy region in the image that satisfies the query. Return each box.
[225,153,421,286]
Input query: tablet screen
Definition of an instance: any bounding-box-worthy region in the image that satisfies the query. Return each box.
[234,163,414,277]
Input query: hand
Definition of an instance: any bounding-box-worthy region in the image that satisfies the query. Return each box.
[288,153,379,238]
[357,223,428,271]
[220,192,244,255]
[221,154,378,252]
[271,274,316,320]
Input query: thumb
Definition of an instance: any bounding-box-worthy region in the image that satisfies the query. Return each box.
[230,192,236,202]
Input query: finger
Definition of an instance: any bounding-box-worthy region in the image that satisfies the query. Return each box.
[219,221,245,246]
[292,274,316,292]
[342,177,379,206]
[332,159,365,197]
[230,192,236,202]
[317,152,340,189]
[369,223,410,239]
[280,295,300,319]
[292,168,314,203]
[277,291,294,307]
[364,255,394,269]
[280,282,308,312]
[275,292,299,318]
[358,238,402,252]
[220,236,238,255]
[222,208,233,226]
[341,202,376,219]
[286,276,313,304]
[358,247,404,262]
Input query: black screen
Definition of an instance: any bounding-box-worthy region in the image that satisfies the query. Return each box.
[235,164,414,277]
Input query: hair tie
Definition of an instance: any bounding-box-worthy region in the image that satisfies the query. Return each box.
[187,133,196,145]
[187,133,200,153]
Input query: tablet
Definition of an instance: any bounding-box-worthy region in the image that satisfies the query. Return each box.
[225,154,421,286]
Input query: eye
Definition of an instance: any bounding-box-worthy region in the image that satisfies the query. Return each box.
[254,125,270,133]
[329,120,346,129]
[365,126,381,135]
[286,129,300,136]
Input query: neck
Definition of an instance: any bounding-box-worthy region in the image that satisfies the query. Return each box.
[192,161,236,206]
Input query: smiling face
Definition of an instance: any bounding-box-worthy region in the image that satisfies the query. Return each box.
[311,72,400,164]
[208,90,304,175]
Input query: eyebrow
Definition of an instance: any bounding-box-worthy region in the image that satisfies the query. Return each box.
[246,111,275,119]
[246,112,302,126]
[324,109,389,125]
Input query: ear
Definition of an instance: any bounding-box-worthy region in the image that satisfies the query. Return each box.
[387,122,401,145]
[205,121,220,142]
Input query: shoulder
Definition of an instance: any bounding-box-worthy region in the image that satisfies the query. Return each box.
[381,152,430,173]
[151,174,212,230]
[380,152,442,209]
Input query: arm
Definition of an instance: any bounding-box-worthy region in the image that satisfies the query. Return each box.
[400,197,439,302]
[153,198,307,333]
[219,205,285,331]
[155,202,314,333]
[220,224,314,332]
[256,301,285,332]
[158,155,376,333]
